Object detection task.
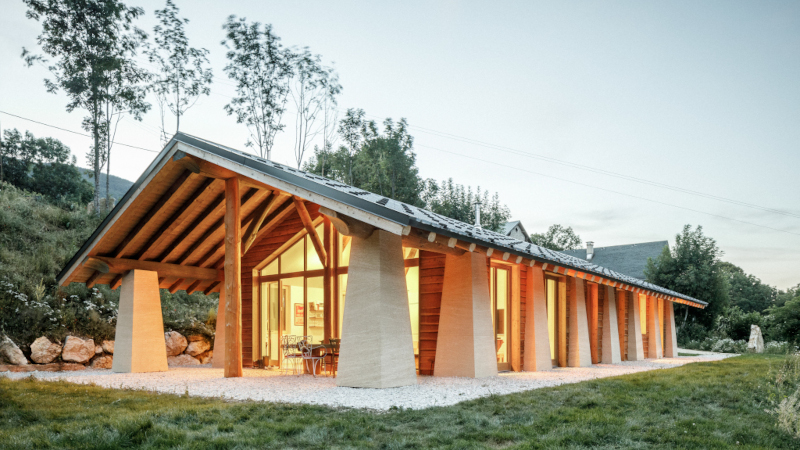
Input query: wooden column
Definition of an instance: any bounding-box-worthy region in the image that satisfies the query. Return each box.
[510,265,522,372]
[523,265,552,371]
[224,177,243,378]
[664,301,679,357]
[212,289,226,369]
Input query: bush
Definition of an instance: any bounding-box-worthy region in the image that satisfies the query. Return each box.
[769,352,800,438]
[715,306,763,341]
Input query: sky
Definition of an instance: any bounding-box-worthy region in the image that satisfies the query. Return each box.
[1,1,798,289]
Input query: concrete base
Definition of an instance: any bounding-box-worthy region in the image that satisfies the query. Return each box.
[601,286,622,364]
[434,252,497,378]
[212,290,226,369]
[568,278,592,367]
[664,301,679,358]
[647,296,663,359]
[626,292,645,361]
[336,230,417,388]
[523,266,552,371]
[112,270,168,373]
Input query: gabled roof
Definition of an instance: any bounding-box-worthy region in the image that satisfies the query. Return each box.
[500,220,531,243]
[58,133,706,308]
[562,241,668,281]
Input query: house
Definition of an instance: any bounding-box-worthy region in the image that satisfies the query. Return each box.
[500,220,531,243]
[562,241,668,280]
[57,133,705,388]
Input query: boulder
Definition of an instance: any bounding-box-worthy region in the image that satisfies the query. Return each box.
[101,340,114,354]
[91,355,113,369]
[61,336,95,364]
[747,325,765,353]
[165,331,188,356]
[0,335,28,365]
[168,354,200,366]
[30,336,61,364]
[185,338,210,356]
[95,345,103,355]
[196,350,213,364]
[186,334,205,342]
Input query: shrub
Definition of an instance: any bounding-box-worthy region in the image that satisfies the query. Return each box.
[715,306,763,341]
[769,352,800,438]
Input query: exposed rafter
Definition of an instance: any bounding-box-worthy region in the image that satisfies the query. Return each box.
[294,197,327,267]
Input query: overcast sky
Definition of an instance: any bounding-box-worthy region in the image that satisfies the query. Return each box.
[1,1,798,289]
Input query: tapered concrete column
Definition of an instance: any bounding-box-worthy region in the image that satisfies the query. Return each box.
[523,266,552,371]
[647,296,663,359]
[601,285,621,364]
[625,291,645,361]
[211,290,226,369]
[663,301,679,357]
[434,252,497,378]
[337,229,417,388]
[567,278,592,367]
[112,270,168,373]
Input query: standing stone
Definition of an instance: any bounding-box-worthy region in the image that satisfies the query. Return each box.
[164,331,188,356]
[747,325,764,353]
[102,340,115,354]
[61,336,95,364]
[91,355,113,369]
[0,335,28,365]
[185,337,210,356]
[30,337,62,364]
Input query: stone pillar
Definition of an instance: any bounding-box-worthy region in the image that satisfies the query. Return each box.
[112,270,168,373]
[626,291,645,361]
[647,296,663,359]
[337,229,417,388]
[663,301,679,357]
[601,285,622,364]
[212,290,226,369]
[567,277,592,367]
[523,266,552,371]
[434,252,497,378]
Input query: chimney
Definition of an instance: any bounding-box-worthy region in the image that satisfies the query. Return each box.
[474,200,482,229]
[586,241,594,261]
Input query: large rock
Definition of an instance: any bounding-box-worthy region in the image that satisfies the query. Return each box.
[91,355,113,369]
[185,337,210,356]
[101,340,114,354]
[168,354,200,366]
[196,350,213,364]
[95,345,103,355]
[61,336,95,364]
[747,325,764,353]
[164,331,188,356]
[0,335,28,365]
[30,337,62,364]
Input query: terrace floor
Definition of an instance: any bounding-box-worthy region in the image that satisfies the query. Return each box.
[1,351,734,410]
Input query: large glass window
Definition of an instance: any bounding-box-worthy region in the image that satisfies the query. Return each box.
[547,278,557,361]
[491,265,510,370]
[639,294,647,334]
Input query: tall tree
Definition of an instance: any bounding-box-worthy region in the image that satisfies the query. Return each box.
[645,225,729,330]
[529,224,582,251]
[222,16,292,160]
[146,0,212,145]
[719,261,777,313]
[22,0,146,212]
[336,108,367,184]
[290,48,341,169]
[420,178,511,232]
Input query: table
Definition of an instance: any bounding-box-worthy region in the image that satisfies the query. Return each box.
[302,343,337,375]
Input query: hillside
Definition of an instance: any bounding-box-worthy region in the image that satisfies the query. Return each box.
[81,171,134,200]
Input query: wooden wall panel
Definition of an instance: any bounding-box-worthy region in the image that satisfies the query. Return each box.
[519,265,528,370]
[418,251,445,375]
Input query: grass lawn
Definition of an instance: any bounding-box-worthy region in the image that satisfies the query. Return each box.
[1,354,797,449]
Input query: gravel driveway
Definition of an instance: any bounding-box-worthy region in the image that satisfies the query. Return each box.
[1,352,734,410]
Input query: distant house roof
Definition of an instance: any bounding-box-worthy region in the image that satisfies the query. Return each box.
[57,133,704,308]
[500,220,530,243]
[562,241,668,281]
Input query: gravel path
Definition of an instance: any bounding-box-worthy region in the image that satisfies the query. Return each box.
[1,352,735,411]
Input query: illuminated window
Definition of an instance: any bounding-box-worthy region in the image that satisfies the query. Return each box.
[639,294,647,334]
[281,238,305,273]
[306,223,324,271]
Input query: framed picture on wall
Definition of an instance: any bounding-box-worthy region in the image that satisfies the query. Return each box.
[294,303,304,326]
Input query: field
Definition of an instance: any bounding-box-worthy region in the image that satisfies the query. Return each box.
[0,354,797,449]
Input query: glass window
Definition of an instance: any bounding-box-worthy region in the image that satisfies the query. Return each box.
[307,277,324,344]
[406,265,419,355]
[261,258,278,276]
[494,268,509,365]
[281,238,305,274]
[282,277,305,337]
[547,278,556,360]
[639,294,647,334]
[306,223,324,271]
[338,273,348,337]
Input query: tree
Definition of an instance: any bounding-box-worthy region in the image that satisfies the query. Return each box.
[530,224,582,251]
[146,0,212,145]
[719,261,777,313]
[767,295,800,344]
[645,225,729,330]
[22,0,146,212]
[420,178,511,232]
[290,48,341,169]
[336,108,367,184]
[222,16,292,160]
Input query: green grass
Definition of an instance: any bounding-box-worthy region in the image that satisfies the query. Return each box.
[679,352,700,356]
[0,355,797,449]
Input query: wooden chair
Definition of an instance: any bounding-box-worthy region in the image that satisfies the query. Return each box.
[325,338,341,377]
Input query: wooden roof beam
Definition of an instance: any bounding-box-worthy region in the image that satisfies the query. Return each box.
[149,191,226,262]
[293,197,327,267]
[85,257,223,281]
[242,191,290,254]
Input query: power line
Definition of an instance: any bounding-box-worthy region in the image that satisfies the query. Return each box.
[0,110,158,153]
[415,143,800,238]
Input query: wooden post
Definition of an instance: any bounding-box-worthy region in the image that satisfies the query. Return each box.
[224,177,243,378]
[510,265,521,372]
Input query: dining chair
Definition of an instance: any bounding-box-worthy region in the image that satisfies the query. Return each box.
[298,336,325,377]
[326,338,341,377]
[280,335,302,375]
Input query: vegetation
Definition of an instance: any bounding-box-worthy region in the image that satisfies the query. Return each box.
[421,178,511,232]
[529,224,583,251]
[0,354,797,448]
